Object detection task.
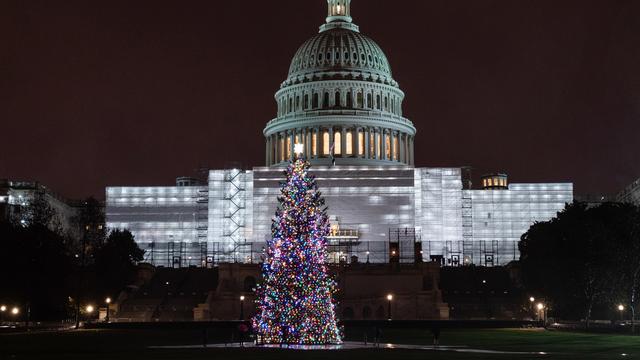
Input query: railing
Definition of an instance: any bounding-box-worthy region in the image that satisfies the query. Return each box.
[327,229,359,238]
[265,109,414,128]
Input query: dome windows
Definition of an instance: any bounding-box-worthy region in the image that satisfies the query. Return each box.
[323,132,331,155]
[334,132,342,155]
[346,131,353,155]
[312,133,318,156]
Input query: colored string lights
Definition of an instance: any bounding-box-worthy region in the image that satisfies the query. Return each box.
[252,156,341,345]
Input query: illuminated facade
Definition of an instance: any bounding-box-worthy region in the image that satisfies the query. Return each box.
[105,0,573,267]
[618,178,640,205]
[0,179,83,237]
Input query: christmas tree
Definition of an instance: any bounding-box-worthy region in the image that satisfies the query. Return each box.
[252,152,341,345]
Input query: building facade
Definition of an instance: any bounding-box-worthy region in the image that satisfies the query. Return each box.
[0,179,84,237]
[106,0,573,267]
[618,178,640,205]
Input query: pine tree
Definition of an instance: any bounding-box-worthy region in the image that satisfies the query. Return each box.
[252,157,341,345]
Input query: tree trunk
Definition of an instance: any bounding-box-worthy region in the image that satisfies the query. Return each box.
[585,301,593,331]
[632,306,636,335]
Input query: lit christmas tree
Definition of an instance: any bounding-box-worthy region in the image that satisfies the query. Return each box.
[252,146,341,345]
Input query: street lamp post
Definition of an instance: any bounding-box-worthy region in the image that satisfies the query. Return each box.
[537,303,546,324]
[239,296,245,320]
[105,298,112,323]
[618,305,625,323]
[0,305,6,324]
[387,294,393,320]
[11,307,19,325]
[85,305,94,323]
[529,297,535,319]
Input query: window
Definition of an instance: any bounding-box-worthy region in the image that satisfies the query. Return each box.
[279,137,285,161]
[362,306,372,319]
[346,131,353,155]
[303,94,309,110]
[367,93,372,108]
[286,136,291,159]
[358,132,365,156]
[346,92,353,108]
[323,92,330,108]
[243,276,256,292]
[335,92,341,107]
[376,133,381,158]
[370,132,375,158]
[313,93,319,108]
[385,133,391,159]
[312,132,317,156]
[357,92,363,108]
[393,134,399,160]
[323,132,330,155]
[376,94,381,110]
[334,131,342,155]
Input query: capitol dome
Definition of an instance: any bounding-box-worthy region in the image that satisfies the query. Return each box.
[264,0,416,167]
[284,28,397,88]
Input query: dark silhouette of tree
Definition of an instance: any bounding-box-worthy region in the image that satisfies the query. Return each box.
[71,197,106,261]
[614,205,640,332]
[17,190,61,233]
[520,202,639,327]
[93,230,144,300]
[0,221,73,320]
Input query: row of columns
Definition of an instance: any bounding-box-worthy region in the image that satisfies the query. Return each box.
[265,127,415,166]
[277,89,402,117]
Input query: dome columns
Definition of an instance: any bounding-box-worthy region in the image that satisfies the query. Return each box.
[264,124,414,167]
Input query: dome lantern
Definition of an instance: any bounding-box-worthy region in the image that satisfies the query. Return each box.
[327,0,352,23]
[321,0,359,33]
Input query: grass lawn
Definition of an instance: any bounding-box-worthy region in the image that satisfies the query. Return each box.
[0,328,637,360]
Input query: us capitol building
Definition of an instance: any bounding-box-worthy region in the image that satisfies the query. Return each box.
[106,0,573,267]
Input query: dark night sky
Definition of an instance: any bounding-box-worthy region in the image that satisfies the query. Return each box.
[1,0,639,200]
